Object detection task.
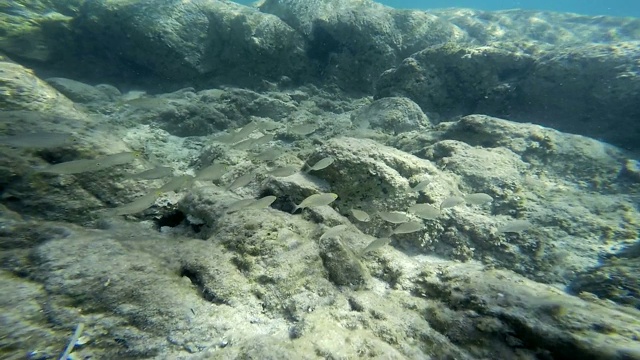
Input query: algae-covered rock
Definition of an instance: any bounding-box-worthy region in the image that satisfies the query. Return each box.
[305,137,440,214]
[434,114,629,188]
[351,96,432,135]
[318,236,369,287]
[0,1,74,62]
[0,61,75,112]
[375,34,640,151]
[570,256,640,309]
[375,42,535,122]
[415,263,640,359]
[46,77,111,103]
[259,0,463,92]
[516,42,640,151]
[74,0,309,85]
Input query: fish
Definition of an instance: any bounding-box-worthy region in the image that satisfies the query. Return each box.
[288,123,317,136]
[249,195,277,209]
[440,196,465,210]
[226,171,255,191]
[291,192,338,214]
[95,152,139,169]
[392,221,424,235]
[319,224,348,240]
[378,211,410,224]
[306,156,334,173]
[267,165,298,177]
[121,90,146,101]
[251,133,275,146]
[361,237,392,255]
[497,219,532,233]
[125,166,174,180]
[103,190,160,216]
[232,121,259,141]
[195,163,229,181]
[464,193,493,205]
[0,132,76,148]
[350,209,371,222]
[256,120,280,131]
[226,198,258,214]
[36,151,139,174]
[253,148,284,161]
[211,132,237,144]
[36,159,104,174]
[227,195,277,213]
[410,179,431,193]
[407,203,440,220]
[234,133,275,150]
[232,137,257,150]
[125,97,169,110]
[158,175,194,193]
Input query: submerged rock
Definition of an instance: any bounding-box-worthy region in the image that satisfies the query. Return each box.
[259,0,462,91]
[75,0,309,85]
[0,2,74,62]
[351,96,432,135]
[376,33,640,151]
[46,77,111,103]
[0,60,75,112]
[375,42,536,122]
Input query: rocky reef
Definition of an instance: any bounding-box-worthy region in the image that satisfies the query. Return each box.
[1,1,639,359]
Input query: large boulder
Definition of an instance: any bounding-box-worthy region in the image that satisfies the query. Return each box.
[0,59,75,112]
[0,1,76,62]
[259,0,463,91]
[375,43,535,121]
[374,10,640,151]
[73,0,309,85]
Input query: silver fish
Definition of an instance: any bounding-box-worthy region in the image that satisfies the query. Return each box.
[251,133,275,146]
[392,221,424,235]
[497,219,532,233]
[103,190,160,216]
[253,148,284,161]
[125,166,174,180]
[232,121,259,141]
[226,171,255,191]
[95,152,139,169]
[159,175,194,193]
[36,158,104,174]
[36,151,138,174]
[464,193,493,205]
[306,156,334,172]
[407,203,440,220]
[292,192,338,214]
[350,209,371,222]
[232,137,257,150]
[319,224,348,240]
[256,120,280,131]
[0,132,75,148]
[227,195,277,214]
[249,195,277,209]
[440,196,465,210]
[378,211,410,224]
[195,163,229,181]
[211,132,237,144]
[267,165,298,177]
[361,237,392,255]
[226,198,258,214]
[288,123,317,136]
[410,179,431,193]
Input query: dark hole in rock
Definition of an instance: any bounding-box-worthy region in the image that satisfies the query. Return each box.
[156,210,185,229]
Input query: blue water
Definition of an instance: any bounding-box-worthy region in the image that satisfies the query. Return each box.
[236,0,640,18]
